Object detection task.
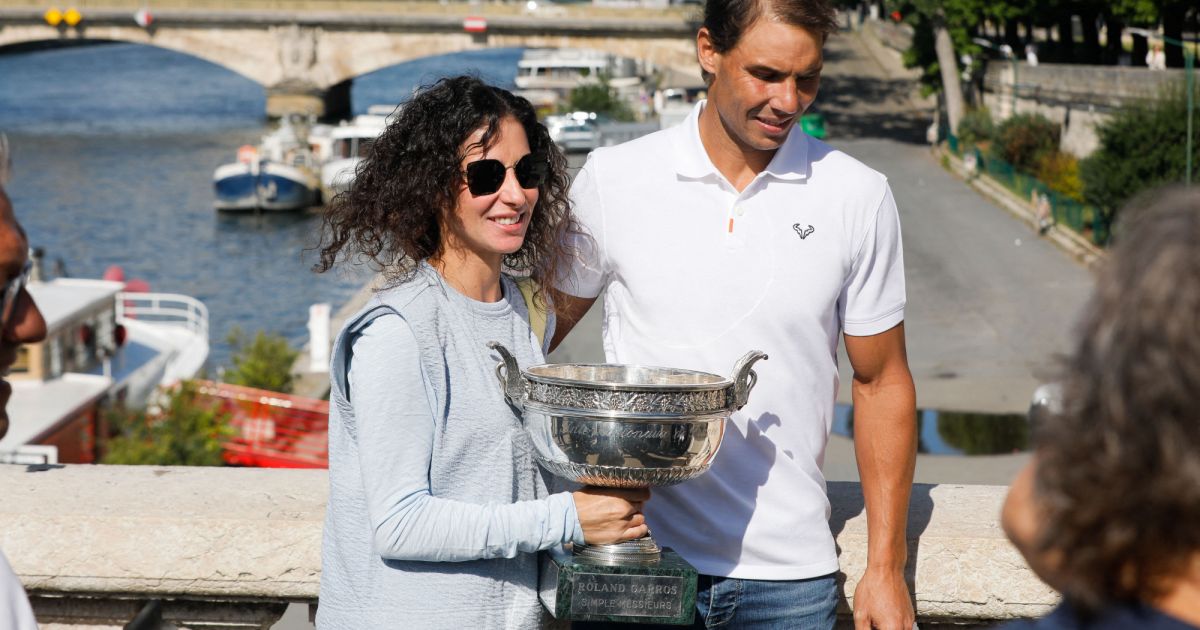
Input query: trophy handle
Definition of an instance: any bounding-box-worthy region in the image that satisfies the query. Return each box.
[731,351,768,410]
[487,341,524,412]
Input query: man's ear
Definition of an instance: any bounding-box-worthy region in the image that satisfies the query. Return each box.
[696,27,720,78]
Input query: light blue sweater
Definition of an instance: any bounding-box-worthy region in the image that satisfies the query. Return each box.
[317,265,583,629]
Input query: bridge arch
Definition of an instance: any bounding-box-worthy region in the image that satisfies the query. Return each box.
[0,19,698,118]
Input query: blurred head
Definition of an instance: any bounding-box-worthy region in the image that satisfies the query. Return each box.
[697,0,836,154]
[0,186,48,440]
[1035,186,1200,611]
[315,76,576,301]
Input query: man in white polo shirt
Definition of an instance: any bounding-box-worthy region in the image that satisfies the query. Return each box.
[553,0,917,627]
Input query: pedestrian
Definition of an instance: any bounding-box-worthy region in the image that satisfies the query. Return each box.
[1001,186,1200,630]
[312,76,649,628]
[553,0,917,627]
[0,135,51,630]
[1147,42,1167,70]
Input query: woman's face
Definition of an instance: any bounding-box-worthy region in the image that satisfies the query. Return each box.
[444,116,539,269]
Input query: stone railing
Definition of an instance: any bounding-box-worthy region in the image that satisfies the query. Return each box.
[0,465,1057,629]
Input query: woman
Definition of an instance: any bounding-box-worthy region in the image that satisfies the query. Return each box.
[1001,187,1200,629]
[313,76,648,628]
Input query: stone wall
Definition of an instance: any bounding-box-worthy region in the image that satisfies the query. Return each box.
[0,464,1057,628]
[980,62,1194,157]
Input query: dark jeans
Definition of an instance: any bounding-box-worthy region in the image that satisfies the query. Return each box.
[575,572,838,630]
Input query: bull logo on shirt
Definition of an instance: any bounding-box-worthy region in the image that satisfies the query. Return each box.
[793,224,815,239]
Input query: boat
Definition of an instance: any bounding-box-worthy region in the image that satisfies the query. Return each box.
[514,48,646,111]
[319,108,390,203]
[0,275,210,465]
[213,115,321,212]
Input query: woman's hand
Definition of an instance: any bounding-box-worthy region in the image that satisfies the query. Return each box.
[573,487,651,545]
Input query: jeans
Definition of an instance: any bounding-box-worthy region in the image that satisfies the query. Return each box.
[576,572,839,630]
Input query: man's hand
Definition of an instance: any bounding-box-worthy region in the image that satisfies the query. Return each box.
[852,565,914,630]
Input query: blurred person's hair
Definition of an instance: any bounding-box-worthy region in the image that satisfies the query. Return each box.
[314,75,578,312]
[1035,185,1200,612]
[700,0,838,84]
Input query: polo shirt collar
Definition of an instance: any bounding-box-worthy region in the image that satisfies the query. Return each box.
[672,100,811,182]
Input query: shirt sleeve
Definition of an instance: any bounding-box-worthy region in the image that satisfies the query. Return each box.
[348,314,584,563]
[558,154,607,299]
[839,184,906,336]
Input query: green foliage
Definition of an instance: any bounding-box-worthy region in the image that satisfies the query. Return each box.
[956,107,995,147]
[891,0,986,96]
[1080,81,1199,214]
[935,410,1030,455]
[1035,151,1084,203]
[990,113,1060,173]
[225,327,299,393]
[103,381,232,466]
[564,78,634,122]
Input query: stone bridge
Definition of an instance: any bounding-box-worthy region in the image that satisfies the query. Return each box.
[0,1,700,118]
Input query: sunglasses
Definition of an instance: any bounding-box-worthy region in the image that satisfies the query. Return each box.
[0,258,31,331]
[464,154,548,196]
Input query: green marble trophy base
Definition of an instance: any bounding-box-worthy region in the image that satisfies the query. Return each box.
[539,545,698,625]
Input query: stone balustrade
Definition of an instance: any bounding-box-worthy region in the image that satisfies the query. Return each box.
[0,465,1057,629]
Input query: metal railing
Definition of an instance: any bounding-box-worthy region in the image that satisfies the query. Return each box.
[116,292,210,341]
[956,145,1112,246]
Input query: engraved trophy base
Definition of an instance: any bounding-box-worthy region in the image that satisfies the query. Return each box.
[539,544,698,625]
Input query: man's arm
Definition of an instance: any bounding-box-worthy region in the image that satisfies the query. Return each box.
[844,322,917,630]
[547,290,597,353]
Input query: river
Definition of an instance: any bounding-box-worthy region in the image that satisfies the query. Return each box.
[0,41,524,369]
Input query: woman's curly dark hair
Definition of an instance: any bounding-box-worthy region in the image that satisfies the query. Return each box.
[1034,186,1200,613]
[314,75,577,312]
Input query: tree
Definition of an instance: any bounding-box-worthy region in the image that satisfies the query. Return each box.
[892,0,989,135]
[564,76,634,122]
[103,381,232,466]
[1080,81,1199,217]
[224,327,299,393]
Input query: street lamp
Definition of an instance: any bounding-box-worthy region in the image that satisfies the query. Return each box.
[1128,27,1197,185]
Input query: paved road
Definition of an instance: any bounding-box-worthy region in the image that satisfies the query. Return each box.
[551,30,1096,484]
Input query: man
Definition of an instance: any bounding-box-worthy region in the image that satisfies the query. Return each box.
[0,137,51,630]
[552,0,917,627]
[1001,187,1200,630]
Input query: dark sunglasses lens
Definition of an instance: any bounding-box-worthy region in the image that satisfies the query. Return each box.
[466,159,506,196]
[515,155,548,189]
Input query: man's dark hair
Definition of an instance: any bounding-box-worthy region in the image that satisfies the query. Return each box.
[701,0,838,82]
[314,76,577,312]
[1034,186,1200,612]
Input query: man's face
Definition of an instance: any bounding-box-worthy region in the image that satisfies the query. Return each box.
[0,189,47,440]
[698,18,824,153]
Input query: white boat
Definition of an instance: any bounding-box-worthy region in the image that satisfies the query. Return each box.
[0,278,210,465]
[515,48,644,94]
[319,109,390,202]
[213,116,321,212]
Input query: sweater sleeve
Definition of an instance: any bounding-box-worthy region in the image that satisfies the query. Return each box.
[348,314,584,563]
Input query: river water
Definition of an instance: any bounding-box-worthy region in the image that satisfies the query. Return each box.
[0,42,523,369]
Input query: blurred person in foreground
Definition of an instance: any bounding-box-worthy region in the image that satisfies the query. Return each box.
[1002,186,1200,630]
[0,134,51,629]
[312,77,647,628]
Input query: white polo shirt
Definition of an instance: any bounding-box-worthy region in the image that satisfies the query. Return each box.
[563,101,905,579]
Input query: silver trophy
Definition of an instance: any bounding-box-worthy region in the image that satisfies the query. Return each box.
[488,342,766,624]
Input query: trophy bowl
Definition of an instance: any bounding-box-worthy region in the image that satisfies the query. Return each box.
[488,345,768,489]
